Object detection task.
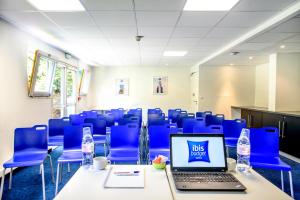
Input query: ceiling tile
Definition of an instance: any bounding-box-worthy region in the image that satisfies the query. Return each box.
[217,11,276,27]
[249,32,296,43]
[81,0,133,11]
[0,0,36,10]
[232,0,296,11]
[62,27,104,38]
[271,17,300,33]
[100,26,136,37]
[90,11,135,26]
[196,38,232,45]
[234,42,273,51]
[206,27,248,38]
[136,11,180,26]
[168,38,201,46]
[139,26,174,37]
[139,38,169,46]
[282,34,300,42]
[134,0,185,11]
[45,12,96,27]
[178,11,227,27]
[173,27,210,38]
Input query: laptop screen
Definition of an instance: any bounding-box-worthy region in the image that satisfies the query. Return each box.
[170,134,227,171]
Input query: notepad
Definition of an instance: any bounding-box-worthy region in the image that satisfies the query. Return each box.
[103,166,145,188]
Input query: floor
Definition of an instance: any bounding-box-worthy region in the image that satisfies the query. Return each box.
[1,141,299,200]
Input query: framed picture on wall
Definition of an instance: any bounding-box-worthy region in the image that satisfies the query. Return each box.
[116,78,129,96]
[153,76,168,95]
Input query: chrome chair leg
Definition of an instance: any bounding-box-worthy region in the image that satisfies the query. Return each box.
[59,164,63,183]
[0,169,6,200]
[48,155,55,184]
[68,163,70,173]
[280,170,284,191]
[41,164,46,200]
[104,143,107,157]
[9,168,12,190]
[289,171,294,198]
[55,163,60,195]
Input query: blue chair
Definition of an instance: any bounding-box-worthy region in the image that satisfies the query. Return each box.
[205,114,225,126]
[223,119,246,147]
[148,108,162,115]
[182,117,205,133]
[111,109,124,121]
[48,117,70,146]
[55,125,84,195]
[0,125,54,200]
[148,124,178,163]
[168,109,181,123]
[69,113,87,125]
[196,112,205,118]
[103,113,115,127]
[250,127,294,198]
[84,117,107,156]
[193,125,223,133]
[108,124,140,164]
[177,112,195,129]
[82,110,98,118]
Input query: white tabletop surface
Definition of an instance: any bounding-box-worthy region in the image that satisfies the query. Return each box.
[54,165,173,200]
[166,166,293,200]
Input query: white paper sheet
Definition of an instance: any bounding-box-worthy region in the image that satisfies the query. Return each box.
[103,166,145,188]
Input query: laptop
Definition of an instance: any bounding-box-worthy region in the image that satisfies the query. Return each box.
[170,134,246,191]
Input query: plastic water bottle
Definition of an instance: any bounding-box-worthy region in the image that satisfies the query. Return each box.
[236,128,251,173]
[82,127,94,169]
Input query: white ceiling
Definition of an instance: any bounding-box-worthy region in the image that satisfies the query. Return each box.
[0,0,299,67]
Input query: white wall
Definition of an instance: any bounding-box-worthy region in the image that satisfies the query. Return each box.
[276,53,300,111]
[0,20,89,173]
[198,66,256,119]
[88,66,191,119]
[254,63,269,108]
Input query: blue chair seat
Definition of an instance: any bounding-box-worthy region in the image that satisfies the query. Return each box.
[93,134,106,144]
[57,151,82,163]
[250,155,291,171]
[48,135,64,146]
[3,153,47,168]
[225,137,238,147]
[108,148,139,162]
[149,149,170,161]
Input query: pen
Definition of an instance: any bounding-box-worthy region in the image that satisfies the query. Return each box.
[114,171,140,176]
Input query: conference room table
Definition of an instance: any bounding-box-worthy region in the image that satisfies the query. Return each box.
[54,165,292,200]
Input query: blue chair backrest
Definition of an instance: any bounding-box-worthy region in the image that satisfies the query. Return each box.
[196,112,204,118]
[82,110,98,118]
[48,117,70,137]
[176,111,194,128]
[182,117,205,133]
[111,109,124,121]
[14,125,48,157]
[103,113,115,127]
[84,118,106,135]
[148,124,178,149]
[193,125,223,134]
[204,111,213,115]
[63,125,83,151]
[250,127,279,157]
[70,113,87,125]
[111,123,139,148]
[222,119,246,138]
[205,114,225,126]
[148,108,162,115]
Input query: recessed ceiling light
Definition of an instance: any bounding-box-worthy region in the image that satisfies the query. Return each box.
[165,64,169,66]
[280,45,286,49]
[163,51,187,57]
[230,63,234,66]
[249,56,253,60]
[184,0,240,11]
[27,0,85,11]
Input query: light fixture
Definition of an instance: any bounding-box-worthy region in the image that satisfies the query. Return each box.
[27,0,85,11]
[280,45,286,49]
[165,64,169,66]
[249,56,253,60]
[230,63,234,66]
[163,51,187,57]
[230,51,240,56]
[184,0,239,11]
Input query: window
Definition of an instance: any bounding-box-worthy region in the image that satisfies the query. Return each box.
[29,51,56,97]
[79,68,91,96]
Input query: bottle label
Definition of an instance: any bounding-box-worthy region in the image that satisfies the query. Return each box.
[82,143,94,153]
[237,145,250,156]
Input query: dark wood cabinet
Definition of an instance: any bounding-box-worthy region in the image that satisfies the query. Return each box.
[239,107,300,158]
[281,116,300,158]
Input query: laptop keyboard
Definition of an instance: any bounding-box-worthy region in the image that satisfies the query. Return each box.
[173,172,238,183]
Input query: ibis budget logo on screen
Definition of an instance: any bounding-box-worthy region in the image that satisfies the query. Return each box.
[187,140,210,163]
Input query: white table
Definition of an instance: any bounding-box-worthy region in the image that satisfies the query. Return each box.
[166,166,293,200]
[54,165,173,200]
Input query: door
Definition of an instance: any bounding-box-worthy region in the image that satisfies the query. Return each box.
[190,71,199,113]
